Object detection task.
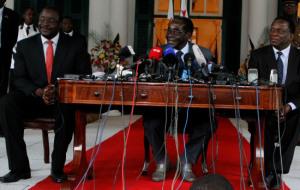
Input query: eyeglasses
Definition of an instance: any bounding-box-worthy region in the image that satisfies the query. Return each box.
[167,28,185,35]
[39,16,59,24]
[270,28,290,35]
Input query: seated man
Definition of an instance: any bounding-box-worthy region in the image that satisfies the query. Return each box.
[248,16,300,189]
[143,16,216,182]
[0,6,91,183]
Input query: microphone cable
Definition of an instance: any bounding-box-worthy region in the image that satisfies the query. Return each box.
[272,85,287,190]
[231,84,252,190]
[121,60,141,190]
[175,69,194,190]
[206,80,218,174]
[171,78,182,190]
[254,85,268,189]
[75,76,117,190]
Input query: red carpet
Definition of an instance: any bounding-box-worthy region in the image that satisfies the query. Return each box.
[30,117,290,190]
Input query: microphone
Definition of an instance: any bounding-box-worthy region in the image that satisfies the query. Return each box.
[269,69,278,84]
[247,68,258,85]
[192,44,207,67]
[119,45,135,62]
[148,47,163,61]
[162,46,178,67]
[192,44,209,78]
[183,53,195,68]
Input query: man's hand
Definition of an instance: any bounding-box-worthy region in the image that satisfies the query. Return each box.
[277,104,291,122]
[42,84,56,105]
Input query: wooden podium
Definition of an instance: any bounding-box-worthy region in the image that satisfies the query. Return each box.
[58,80,282,189]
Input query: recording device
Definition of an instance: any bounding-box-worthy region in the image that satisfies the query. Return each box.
[247,68,258,85]
[269,69,278,84]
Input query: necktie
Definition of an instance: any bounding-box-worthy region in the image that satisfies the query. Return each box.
[46,41,54,83]
[276,51,284,84]
[176,51,188,79]
[26,26,30,36]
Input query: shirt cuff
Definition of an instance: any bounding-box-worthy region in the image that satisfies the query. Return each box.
[288,102,296,110]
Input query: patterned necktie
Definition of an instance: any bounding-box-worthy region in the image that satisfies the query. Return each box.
[26,26,30,36]
[276,51,284,84]
[46,41,54,83]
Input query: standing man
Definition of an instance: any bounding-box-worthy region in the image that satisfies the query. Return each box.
[143,16,215,182]
[0,0,19,136]
[11,7,39,69]
[0,6,91,183]
[61,16,87,49]
[248,17,300,189]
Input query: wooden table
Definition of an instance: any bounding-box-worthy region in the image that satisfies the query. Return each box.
[58,80,282,189]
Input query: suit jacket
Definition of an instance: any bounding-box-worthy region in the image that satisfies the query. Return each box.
[0,7,19,95]
[248,45,300,107]
[13,33,91,96]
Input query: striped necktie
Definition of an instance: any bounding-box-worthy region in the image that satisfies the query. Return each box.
[276,51,284,84]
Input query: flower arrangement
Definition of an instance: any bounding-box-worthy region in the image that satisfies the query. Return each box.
[90,36,122,73]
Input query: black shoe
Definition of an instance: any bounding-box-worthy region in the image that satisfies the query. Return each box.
[151,159,170,182]
[0,171,31,183]
[265,173,281,189]
[51,171,67,183]
[181,163,196,182]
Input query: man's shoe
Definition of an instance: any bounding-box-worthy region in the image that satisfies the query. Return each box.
[181,163,196,182]
[265,173,281,189]
[0,171,31,183]
[51,172,67,183]
[152,161,170,182]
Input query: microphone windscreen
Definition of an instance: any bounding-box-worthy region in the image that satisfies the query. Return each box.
[192,44,207,67]
[183,53,195,65]
[149,47,163,61]
[162,46,177,66]
[119,45,135,60]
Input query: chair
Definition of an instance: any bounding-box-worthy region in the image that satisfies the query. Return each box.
[23,118,56,164]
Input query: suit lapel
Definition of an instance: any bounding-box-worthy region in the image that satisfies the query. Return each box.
[286,46,297,84]
[52,34,67,82]
[34,35,48,83]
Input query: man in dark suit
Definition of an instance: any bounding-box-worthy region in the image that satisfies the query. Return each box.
[143,16,215,182]
[0,6,91,183]
[61,16,87,49]
[248,16,300,189]
[0,0,19,136]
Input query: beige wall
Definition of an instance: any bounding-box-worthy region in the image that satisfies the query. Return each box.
[240,0,277,64]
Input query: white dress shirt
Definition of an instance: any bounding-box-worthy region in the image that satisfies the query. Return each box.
[11,24,39,68]
[273,45,296,110]
[41,32,59,61]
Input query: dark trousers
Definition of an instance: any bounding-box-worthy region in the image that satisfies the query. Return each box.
[0,91,75,174]
[143,107,216,164]
[264,110,300,176]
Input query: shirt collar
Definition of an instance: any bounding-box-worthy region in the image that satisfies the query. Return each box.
[273,45,291,58]
[23,23,33,29]
[64,30,73,36]
[174,42,189,55]
[41,32,60,45]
